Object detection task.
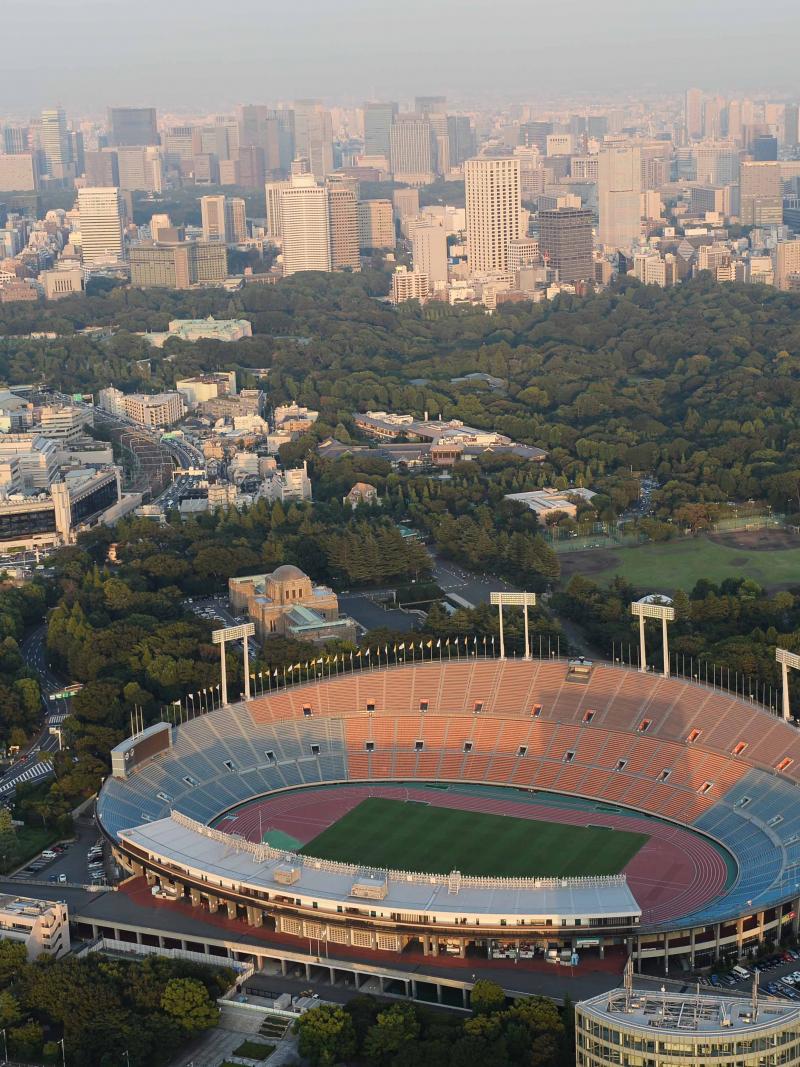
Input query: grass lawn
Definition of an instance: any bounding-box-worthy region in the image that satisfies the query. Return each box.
[561,534,800,593]
[232,1039,275,1060]
[299,798,647,877]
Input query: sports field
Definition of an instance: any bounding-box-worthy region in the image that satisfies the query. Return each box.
[560,528,800,593]
[298,797,648,877]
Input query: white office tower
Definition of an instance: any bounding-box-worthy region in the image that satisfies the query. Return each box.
[464,157,521,276]
[77,187,124,265]
[293,101,334,180]
[279,174,331,275]
[412,224,448,289]
[598,146,642,252]
[225,197,247,243]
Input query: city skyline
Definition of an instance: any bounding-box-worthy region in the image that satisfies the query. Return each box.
[4,0,800,112]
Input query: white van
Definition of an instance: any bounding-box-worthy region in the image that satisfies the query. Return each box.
[732,965,751,980]
[41,850,57,860]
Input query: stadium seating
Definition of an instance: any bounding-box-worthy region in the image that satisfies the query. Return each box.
[98,658,800,929]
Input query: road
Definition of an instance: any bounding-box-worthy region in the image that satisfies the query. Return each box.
[0,623,72,798]
[429,552,518,608]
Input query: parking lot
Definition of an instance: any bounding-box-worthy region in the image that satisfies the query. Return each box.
[685,950,800,1000]
[12,815,112,888]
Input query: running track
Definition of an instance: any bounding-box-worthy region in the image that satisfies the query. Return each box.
[217,784,728,924]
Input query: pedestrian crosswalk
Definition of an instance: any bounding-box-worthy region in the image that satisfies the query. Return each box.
[0,760,53,794]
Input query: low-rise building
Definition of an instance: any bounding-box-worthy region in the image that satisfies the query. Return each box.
[576,987,800,1067]
[229,565,356,644]
[147,319,252,349]
[40,265,84,301]
[344,482,379,506]
[391,265,429,304]
[261,461,313,504]
[274,403,319,434]
[0,896,70,960]
[98,388,185,428]
[504,486,595,519]
[176,371,237,408]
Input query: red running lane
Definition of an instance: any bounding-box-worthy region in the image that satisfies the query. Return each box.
[218,785,727,925]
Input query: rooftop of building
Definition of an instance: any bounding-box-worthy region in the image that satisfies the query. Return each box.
[579,988,800,1036]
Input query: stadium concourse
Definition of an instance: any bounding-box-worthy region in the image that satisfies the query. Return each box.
[98,656,800,978]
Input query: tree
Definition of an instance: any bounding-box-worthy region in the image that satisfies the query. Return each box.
[470,978,506,1015]
[0,989,21,1028]
[294,1004,357,1067]
[363,1003,420,1064]
[160,977,219,1033]
[0,940,27,985]
[9,1020,43,1061]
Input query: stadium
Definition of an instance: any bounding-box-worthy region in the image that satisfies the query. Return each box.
[97,655,800,976]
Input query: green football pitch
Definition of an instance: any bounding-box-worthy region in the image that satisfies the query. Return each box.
[299,798,648,877]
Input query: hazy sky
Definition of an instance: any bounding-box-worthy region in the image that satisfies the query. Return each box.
[4,0,799,115]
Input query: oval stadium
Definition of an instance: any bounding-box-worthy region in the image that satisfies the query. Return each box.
[97,657,800,979]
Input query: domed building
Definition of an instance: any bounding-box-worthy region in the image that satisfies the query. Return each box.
[229,566,356,644]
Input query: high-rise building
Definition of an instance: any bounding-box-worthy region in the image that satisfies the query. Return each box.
[130,242,227,288]
[685,88,704,139]
[117,146,163,192]
[412,224,448,289]
[327,186,360,271]
[447,116,476,167]
[77,187,124,265]
[784,104,799,149]
[2,126,28,154]
[237,145,267,189]
[108,107,159,147]
[40,108,72,178]
[390,115,435,185]
[416,97,448,176]
[694,142,739,186]
[265,180,289,240]
[225,198,247,243]
[392,188,419,221]
[357,200,395,249]
[0,155,38,192]
[237,106,280,171]
[364,102,398,158]
[278,174,331,275]
[200,195,227,243]
[84,149,119,187]
[293,101,333,180]
[200,195,245,243]
[537,207,594,283]
[753,135,778,162]
[598,145,642,251]
[702,96,724,140]
[520,121,552,152]
[740,161,783,225]
[775,239,800,290]
[464,157,521,275]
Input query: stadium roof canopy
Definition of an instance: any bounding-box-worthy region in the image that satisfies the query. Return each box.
[121,814,641,927]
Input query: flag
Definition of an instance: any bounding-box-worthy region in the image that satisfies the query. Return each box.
[317,657,323,665]
[399,643,405,650]
[366,648,371,657]
[427,640,433,649]
[393,644,398,653]
[445,638,450,646]
[384,644,389,655]
[273,668,279,677]
[436,639,441,648]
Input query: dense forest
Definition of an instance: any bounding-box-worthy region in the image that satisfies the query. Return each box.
[0,940,227,1066]
[2,273,800,520]
[294,984,573,1067]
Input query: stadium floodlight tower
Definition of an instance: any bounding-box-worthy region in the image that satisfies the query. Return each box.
[489,591,536,659]
[630,596,675,677]
[212,622,255,705]
[776,648,800,721]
